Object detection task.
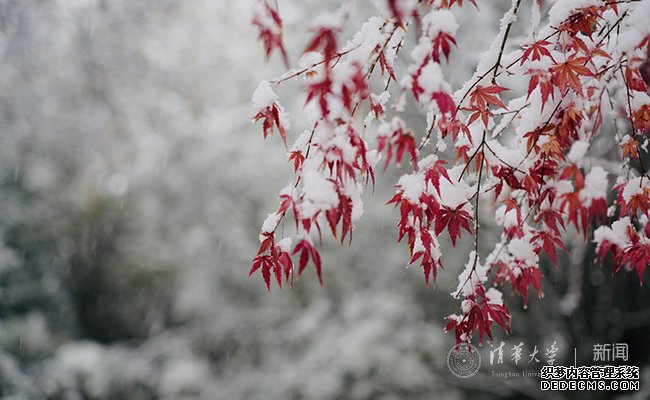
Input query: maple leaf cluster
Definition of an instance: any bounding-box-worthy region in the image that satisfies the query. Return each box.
[250,0,650,344]
[252,0,289,69]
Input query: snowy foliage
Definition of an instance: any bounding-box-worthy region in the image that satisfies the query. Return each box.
[251,0,650,344]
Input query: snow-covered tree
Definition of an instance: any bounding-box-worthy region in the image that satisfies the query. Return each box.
[250,0,650,344]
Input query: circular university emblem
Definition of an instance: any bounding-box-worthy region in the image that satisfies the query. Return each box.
[447,343,481,378]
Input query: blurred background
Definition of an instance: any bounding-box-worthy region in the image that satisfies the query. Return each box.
[0,0,648,399]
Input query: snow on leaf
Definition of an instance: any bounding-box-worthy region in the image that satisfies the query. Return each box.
[252,0,290,68]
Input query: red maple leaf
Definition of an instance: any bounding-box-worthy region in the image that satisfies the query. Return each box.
[431,32,457,63]
[552,56,593,94]
[369,94,385,120]
[325,193,353,243]
[526,70,554,110]
[627,189,650,216]
[432,91,456,116]
[253,103,288,146]
[438,116,471,143]
[249,255,274,290]
[423,159,451,195]
[445,285,511,345]
[560,6,601,38]
[587,197,608,227]
[250,233,294,290]
[484,303,511,336]
[596,239,623,268]
[340,63,369,111]
[632,104,650,134]
[559,164,584,190]
[523,123,555,154]
[504,198,522,224]
[625,65,648,92]
[495,262,543,308]
[408,229,444,287]
[305,75,333,118]
[378,50,397,81]
[379,131,417,170]
[466,85,508,127]
[513,267,542,307]
[292,239,323,285]
[520,40,554,65]
[434,204,473,246]
[621,137,640,159]
[252,0,290,68]
[532,230,568,266]
[288,151,305,174]
[622,242,650,284]
[304,27,338,64]
[560,192,589,236]
[469,84,508,109]
[466,106,493,128]
[534,208,565,236]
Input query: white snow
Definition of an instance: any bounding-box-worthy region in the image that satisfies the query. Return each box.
[438,165,472,209]
[594,216,633,250]
[252,1,280,35]
[453,251,489,298]
[617,0,650,54]
[485,140,526,177]
[422,9,458,38]
[408,36,432,70]
[417,154,440,171]
[279,184,295,198]
[291,129,312,153]
[397,173,426,203]
[323,131,358,164]
[418,62,447,94]
[252,80,278,110]
[299,51,324,69]
[530,0,541,32]
[622,177,646,203]
[308,6,347,31]
[342,17,386,64]
[593,226,627,249]
[365,149,382,168]
[300,169,339,217]
[567,140,589,163]
[461,299,474,313]
[495,204,519,228]
[372,0,418,21]
[485,288,504,306]
[508,236,538,266]
[612,216,633,239]
[276,237,293,252]
[261,212,281,236]
[341,176,365,221]
[412,234,426,255]
[252,80,290,130]
[630,92,650,113]
[548,0,601,27]
[580,167,608,205]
